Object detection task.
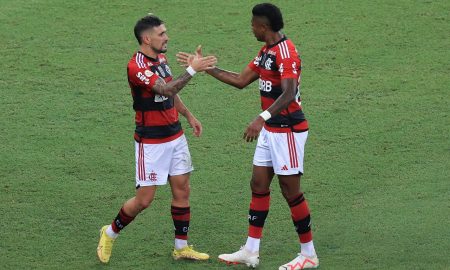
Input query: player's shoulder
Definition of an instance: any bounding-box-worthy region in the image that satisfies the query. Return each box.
[275,37,299,59]
[128,51,149,70]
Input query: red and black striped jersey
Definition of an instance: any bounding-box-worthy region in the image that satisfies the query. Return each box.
[248,36,308,133]
[127,51,183,143]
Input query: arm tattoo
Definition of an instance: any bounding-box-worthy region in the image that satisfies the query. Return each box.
[152,72,192,97]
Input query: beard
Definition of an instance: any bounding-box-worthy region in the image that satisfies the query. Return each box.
[151,44,167,54]
[253,32,264,42]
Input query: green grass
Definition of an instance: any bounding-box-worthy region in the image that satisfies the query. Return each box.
[1,0,449,269]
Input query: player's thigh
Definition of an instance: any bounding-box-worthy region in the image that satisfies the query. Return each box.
[135,141,172,188]
[268,131,308,175]
[169,135,193,176]
[135,185,158,207]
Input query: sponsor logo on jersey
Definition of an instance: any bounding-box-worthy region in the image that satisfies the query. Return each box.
[267,50,277,56]
[136,72,150,85]
[144,70,154,77]
[154,94,169,103]
[254,56,262,65]
[259,79,272,92]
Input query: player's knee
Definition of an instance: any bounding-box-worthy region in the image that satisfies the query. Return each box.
[279,183,298,201]
[174,187,190,201]
[137,196,154,210]
[250,178,269,193]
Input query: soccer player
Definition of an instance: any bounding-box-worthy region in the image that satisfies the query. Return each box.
[96,15,217,264]
[177,3,319,269]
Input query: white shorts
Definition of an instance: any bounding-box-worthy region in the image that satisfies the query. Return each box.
[135,134,193,187]
[253,127,308,175]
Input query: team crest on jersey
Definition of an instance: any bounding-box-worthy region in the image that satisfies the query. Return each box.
[144,70,154,77]
[264,58,273,70]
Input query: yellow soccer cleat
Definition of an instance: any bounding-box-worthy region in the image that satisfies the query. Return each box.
[172,245,210,261]
[97,225,115,263]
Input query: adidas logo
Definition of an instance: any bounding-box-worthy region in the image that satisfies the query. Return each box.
[281,165,289,171]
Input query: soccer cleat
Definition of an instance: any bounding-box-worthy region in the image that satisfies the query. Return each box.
[172,245,210,261]
[96,225,115,263]
[278,253,319,270]
[218,246,260,268]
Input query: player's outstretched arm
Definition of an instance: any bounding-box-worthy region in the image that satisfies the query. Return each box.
[177,47,258,89]
[206,66,259,89]
[152,55,217,97]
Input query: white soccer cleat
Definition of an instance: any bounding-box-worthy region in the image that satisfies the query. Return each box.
[278,253,319,269]
[218,246,259,268]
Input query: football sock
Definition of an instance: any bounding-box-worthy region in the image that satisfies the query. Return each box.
[110,207,135,236]
[171,205,190,243]
[300,240,316,257]
[174,239,188,250]
[288,193,316,256]
[246,191,270,252]
[245,237,260,253]
[105,225,119,239]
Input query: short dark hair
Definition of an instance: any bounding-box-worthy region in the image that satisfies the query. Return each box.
[252,3,284,32]
[134,15,164,44]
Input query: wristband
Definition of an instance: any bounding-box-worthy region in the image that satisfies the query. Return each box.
[259,110,271,121]
[186,66,196,76]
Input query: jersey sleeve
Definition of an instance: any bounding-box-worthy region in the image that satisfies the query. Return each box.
[276,45,301,80]
[127,63,161,92]
[247,50,263,74]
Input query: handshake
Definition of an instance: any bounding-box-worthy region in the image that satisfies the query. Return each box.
[177,45,216,74]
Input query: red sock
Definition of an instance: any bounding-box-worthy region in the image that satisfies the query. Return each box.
[248,191,271,238]
[111,207,135,233]
[288,193,313,243]
[171,206,190,240]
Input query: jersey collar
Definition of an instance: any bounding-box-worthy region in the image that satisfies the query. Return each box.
[138,51,159,62]
[267,35,287,49]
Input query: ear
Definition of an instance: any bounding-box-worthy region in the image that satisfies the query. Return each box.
[262,22,271,32]
[142,32,151,45]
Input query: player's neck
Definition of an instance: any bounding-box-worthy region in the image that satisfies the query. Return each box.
[265,32,284,47]
[139,45,158,59]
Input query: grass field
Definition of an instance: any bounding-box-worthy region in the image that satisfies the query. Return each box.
[1,0,449,269]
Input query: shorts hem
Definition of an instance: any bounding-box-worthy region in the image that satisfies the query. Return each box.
[168,168,194,177]
[136,181,168,187]
[253,162,273,167]
[274,170,304,176]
